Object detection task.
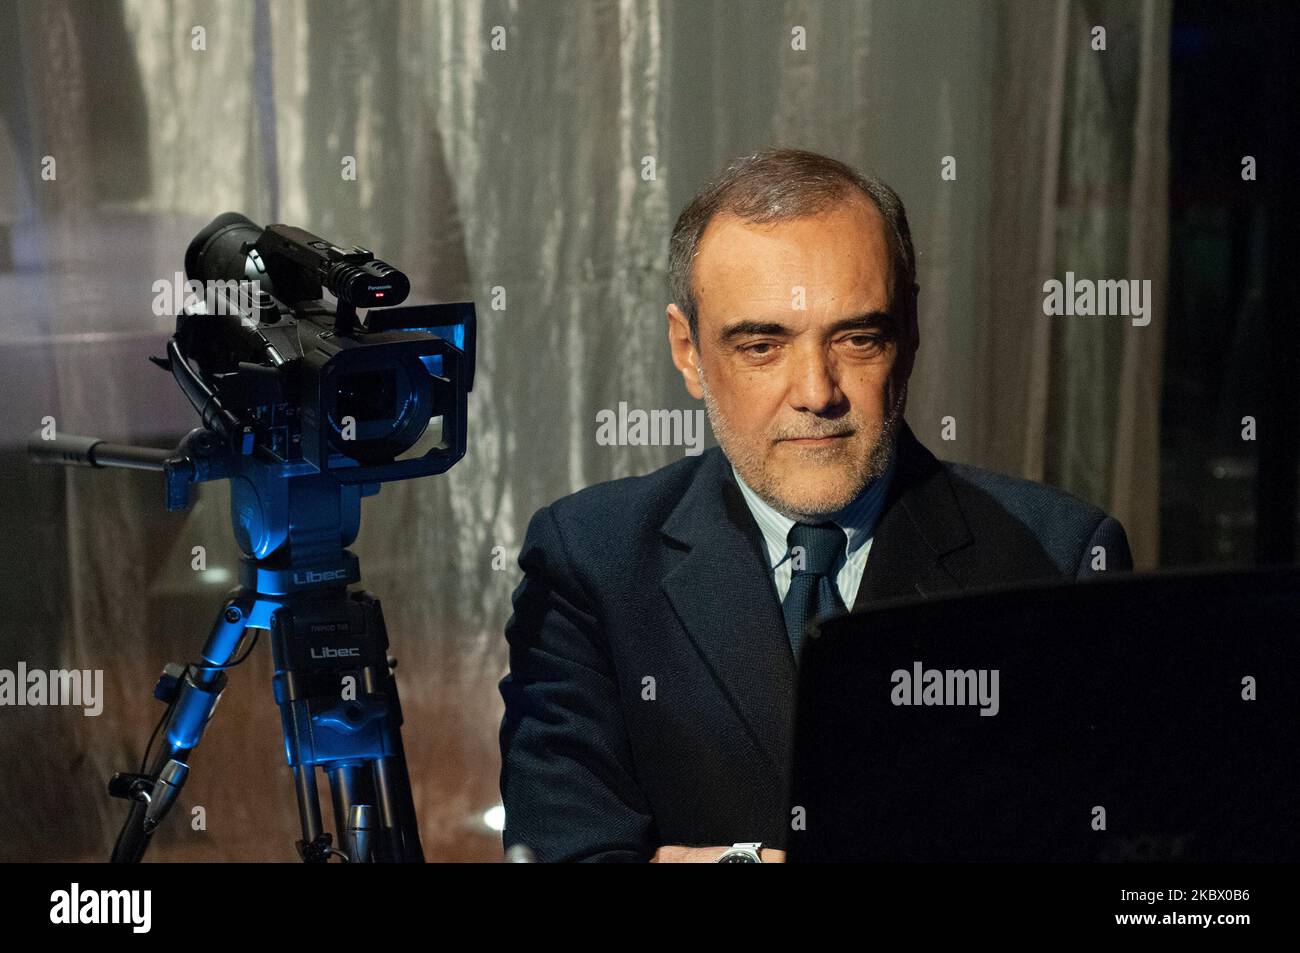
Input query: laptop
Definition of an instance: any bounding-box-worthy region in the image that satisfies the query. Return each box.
[787,567,1300,862]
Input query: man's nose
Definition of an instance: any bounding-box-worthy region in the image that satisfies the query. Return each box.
[788,346,842,413]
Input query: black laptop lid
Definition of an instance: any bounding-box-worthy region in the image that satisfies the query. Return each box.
[788,568,1300,862]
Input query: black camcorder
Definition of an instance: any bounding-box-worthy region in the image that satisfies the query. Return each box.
[173,212,475,486]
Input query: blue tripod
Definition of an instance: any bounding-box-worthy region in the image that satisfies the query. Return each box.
[33,427,425,862]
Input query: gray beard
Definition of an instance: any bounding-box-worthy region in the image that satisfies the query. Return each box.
[700,366,905,521]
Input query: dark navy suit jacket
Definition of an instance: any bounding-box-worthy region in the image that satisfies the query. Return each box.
[498,421,1132,861]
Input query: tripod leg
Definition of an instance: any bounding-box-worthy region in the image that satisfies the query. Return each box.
[110,799,151,864]
[291,764,330,862]
[270,588,426,861]
[374,733,425,861]
[110,591,256,862]
[367,599,425,862]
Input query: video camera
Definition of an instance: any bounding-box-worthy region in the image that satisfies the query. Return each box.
[171,212,475,488]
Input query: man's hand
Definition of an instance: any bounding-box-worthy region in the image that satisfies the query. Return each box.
[651,845,786,863]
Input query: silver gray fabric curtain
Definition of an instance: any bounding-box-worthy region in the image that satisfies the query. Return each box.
[0,0,1168,860]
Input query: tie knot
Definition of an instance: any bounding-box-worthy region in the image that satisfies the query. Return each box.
[786,522,845,577]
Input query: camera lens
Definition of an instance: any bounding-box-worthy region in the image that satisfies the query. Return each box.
[325,354,433,465]
[337,370,397,424]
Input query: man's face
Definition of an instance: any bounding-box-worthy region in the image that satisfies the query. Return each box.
[668,193,917,521]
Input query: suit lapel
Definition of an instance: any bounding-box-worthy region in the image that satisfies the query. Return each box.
[854,421,973,608]
[660,449,795,778]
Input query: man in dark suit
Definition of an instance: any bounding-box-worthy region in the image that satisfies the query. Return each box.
[498,148,1132,862]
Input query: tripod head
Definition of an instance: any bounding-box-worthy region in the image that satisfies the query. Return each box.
[29,425,367,593]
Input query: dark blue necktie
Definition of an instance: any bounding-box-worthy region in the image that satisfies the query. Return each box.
[782,522,846,662]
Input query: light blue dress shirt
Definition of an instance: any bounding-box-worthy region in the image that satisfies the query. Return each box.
[731,452,896,609]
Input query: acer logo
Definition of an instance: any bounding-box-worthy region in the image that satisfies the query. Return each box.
[293,569,348,584]
[310,647,361,659]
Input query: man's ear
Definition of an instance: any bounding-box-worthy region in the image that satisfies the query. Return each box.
[667,303,704,400]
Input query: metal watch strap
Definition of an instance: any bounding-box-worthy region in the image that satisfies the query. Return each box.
[716,841,763,863]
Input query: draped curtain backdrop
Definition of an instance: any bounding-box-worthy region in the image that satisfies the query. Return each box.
[0,0,1168,861]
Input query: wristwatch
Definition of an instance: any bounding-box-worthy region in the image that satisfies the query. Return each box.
[715,842,763,863]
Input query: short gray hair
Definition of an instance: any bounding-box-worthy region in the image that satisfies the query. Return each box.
[668,148,918,345]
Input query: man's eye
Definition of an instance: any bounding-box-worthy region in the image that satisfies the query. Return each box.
[845,335,883,349]
[740,342,775,356]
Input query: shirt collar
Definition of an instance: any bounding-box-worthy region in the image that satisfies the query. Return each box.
[731,451,897,571]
